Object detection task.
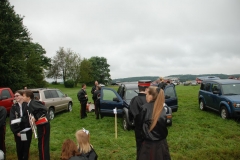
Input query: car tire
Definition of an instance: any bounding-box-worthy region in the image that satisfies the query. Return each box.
[68,102,72,112]
[220,106,229,119]
[49,108,55,120]
[122,114,130,131]
[199,99,206,111]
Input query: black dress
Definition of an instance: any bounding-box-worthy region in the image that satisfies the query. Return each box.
[10,102,32,160]
[138,102,171,160]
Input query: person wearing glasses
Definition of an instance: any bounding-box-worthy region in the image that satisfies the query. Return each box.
[9,90,32,160]
[75,128,98,160]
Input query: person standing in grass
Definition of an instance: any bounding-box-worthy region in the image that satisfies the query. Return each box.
[93,85,101,119]
[91,81,98,111]
[138,86,171,160]
[75,129,98,160]
[0,106,7,159]
[10,90,32,160]
[77,84,88,119]
[129,80,151,159]
[22,90,50,160]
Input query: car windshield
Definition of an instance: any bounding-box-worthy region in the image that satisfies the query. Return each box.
[125,89,138,100]
[222,84,240,95]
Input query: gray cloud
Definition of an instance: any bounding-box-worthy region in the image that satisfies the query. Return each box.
[9,0,240,79]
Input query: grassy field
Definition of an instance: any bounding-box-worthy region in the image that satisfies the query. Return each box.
[5,84,240,160]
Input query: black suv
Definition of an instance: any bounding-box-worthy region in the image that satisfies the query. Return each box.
[99,82,178,130]
[198,79,240,119]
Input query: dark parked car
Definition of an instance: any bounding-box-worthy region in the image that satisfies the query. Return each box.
[99,82,178,130]
[198,79,240,119]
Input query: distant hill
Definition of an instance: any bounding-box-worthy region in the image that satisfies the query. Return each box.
[112,74,240,83]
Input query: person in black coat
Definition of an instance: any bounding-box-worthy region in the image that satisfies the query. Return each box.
[22,90,50,160]
[129,80,151,159]
[10,90,32,160]
[0,106,7,159]
[138,86,171,160]
[93,85,101,119]
[77,84,88,119]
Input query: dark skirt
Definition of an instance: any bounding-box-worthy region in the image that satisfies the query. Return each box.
[138,139,171,160]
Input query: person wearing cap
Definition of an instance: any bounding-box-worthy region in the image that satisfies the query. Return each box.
[129,80,151,159]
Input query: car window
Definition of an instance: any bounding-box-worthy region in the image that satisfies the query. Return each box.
[205,83,211,92]
[49,90,59,98]
[165,86,176,98]
[1,89,11,98]
[32,92,40,100]
[212,83,220,92]
[44,90,52,99]
[103,89,117,101]
[125,89,138,100]
[56,90,65,97]
[222,84,240,95]
[200,83,205,90]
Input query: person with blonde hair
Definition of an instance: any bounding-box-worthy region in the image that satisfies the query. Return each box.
[61,139,81,160]
[138,86,171,160]
[75,129,98,160]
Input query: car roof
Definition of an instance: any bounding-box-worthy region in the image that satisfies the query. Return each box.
[202,79,240,84]
[120,82,138,90]
[197,76,220,80]
[29,88,59,91]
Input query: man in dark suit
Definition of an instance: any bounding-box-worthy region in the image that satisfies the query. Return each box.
[22,90,50,160]
[0,106,7,159]
[130,80,151,160]
[93,85,101,119]
[77,83,88,119]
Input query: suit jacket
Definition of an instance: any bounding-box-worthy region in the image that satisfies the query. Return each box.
[0,106,7,127]
[10,102,31,135]
[28,100,49,121]
[77,89,88,102]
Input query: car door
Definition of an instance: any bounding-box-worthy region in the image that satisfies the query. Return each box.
[0,89,14,113]
[47,90,61,112]
[209,83,221,111]
[100,87,124,114]
[164,84,178,112]
[56,90,69,111]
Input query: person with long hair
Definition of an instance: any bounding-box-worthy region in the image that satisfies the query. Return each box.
[75,129,98,160]
[61,139,81,160]
[10,90,32,160]
[138,86,171,160]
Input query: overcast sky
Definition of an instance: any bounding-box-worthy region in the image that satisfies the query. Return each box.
[9,0,240,79]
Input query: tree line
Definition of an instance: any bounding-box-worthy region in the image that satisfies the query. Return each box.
[0,0,111,91]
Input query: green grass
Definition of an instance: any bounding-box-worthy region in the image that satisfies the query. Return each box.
[5,84,240,160]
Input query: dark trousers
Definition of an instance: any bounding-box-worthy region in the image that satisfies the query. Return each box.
[14,130,32,160]
[134,127,143,160]
[80,101,87,118]
[37,123,50,160]
[95,101,100,119]
[0,125,6,156]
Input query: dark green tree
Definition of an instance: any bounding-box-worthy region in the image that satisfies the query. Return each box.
[0,0,50,91]
[79,58,93,85]
[89,56,111,84]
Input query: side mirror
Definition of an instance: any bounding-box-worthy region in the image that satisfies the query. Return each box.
[213,91,220,94]
[65,94,68,97]
[113,97,120,102]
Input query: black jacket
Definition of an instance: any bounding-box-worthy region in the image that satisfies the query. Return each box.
[140,102,168,141]
[77,89,88,102]
[79,148,98,160]
[28,100,49,121]
[93,90,100,102]
[0,106,7,127]
[10,102,31,135]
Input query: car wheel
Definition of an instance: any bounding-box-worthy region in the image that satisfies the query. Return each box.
[123,114,130,131]
[68,102,72,112]
[49,108,55,120]
[199,100,205,111]
[220,106,229,119]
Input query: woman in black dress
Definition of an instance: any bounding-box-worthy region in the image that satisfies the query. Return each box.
[138,86,171,160]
